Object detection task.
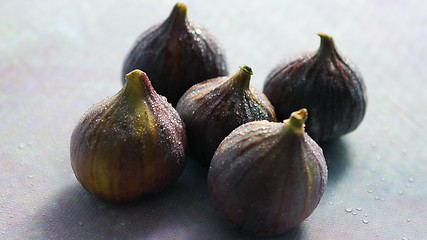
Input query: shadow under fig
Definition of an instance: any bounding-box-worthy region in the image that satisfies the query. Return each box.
[319,138,351,185]
[36,160,305,240]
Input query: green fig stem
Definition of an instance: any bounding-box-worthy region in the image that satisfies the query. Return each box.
[317,33,335,60]
[124,69,155,99]
[227,65,253,91]
[283,108,308,134]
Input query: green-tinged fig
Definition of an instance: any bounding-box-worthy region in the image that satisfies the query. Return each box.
[176,65,276,168]
[122,2,228,106]
[70,70,187,203]
[208,109,327,236]
[263,33,367,142]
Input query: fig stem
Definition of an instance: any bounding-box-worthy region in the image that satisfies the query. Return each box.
[317,33,335,59]
[124,69,154,99]
[169,2,187,24]
[284,108,308,134]
[227,65,253,91]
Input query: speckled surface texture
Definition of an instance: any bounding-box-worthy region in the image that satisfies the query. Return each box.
[1,1,426,239]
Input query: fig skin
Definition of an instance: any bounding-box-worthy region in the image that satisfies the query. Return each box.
[122,2,228,106]
[208,109,327,236]
[176,65,277,168]
[263,33,367,142]
[70,70,187,203]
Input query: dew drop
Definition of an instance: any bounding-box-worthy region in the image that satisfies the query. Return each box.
[407,218,411,222]
[345,208,352,213]
[362,219,369,224]
[329,202,333,205]
[18,143,26,149]
[78,221,83,226]
[364,213,368,217]
[195,28,202,35]
[352,212,357,215]
[356,207,362,211]
[367,189,373,193]
[374,196,380,200]
[408,178,414,183]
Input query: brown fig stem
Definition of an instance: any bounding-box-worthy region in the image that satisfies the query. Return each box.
[317,33,335,59]
[284,108,308,134]
[228,65,253,91]
[168,2,187,25]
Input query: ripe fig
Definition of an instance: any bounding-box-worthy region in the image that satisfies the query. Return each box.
[263,33,367,142]
[122,2,228,106]
[208,109,327,236]
[176,65,276,168]
[70,70,187,203]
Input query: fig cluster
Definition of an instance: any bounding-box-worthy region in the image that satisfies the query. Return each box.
[70,1,367,237]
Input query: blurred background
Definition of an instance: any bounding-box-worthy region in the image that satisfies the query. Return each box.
[1,0,426,239]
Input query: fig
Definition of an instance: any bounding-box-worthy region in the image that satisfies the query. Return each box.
[176,65,276,168]
[70,70,187,203]
[122,2,228,106]
[263,33,367,142]
[208,109,327,236]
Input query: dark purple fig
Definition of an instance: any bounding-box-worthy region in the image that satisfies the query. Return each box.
[208,109,327,236]
[176,65,276,168]
[263,33,367,142]
[70,70,187,203]
[122,2,228,106]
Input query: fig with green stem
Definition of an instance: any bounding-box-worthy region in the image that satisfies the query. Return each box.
[70,70,187,203]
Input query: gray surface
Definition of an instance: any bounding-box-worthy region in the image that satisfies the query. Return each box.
[1,0,426,239]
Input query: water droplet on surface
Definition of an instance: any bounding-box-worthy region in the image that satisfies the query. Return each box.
[402,237,408,240]
[367,189,373,193]
[362,219,369,224]
[78,221,83,226]
[356,207,362,211]
[407,218,411,222]
[408,178,414,183]
[364,213,368,217]
[352,212,357,215]
[18,143,26,149]
[345,208,353,213]
[329,202,333,205]
[374,196,380,200]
